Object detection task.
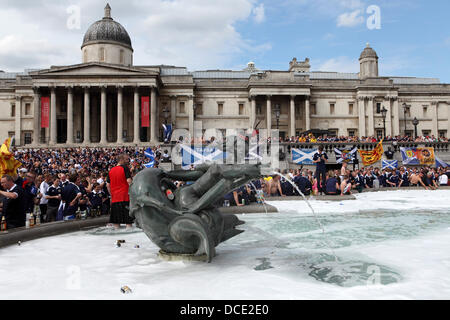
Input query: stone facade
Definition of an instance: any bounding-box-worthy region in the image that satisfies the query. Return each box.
[1,5,450,147]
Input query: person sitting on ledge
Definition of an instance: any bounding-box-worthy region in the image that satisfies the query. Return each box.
[386,170,402,188]
[294,170,312,196]
[340,175,352,196]
[409,172,429,190]
[325,171,340,195]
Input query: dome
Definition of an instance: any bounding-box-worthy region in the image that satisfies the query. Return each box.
[81,4,133,51]
[359,43,378,60]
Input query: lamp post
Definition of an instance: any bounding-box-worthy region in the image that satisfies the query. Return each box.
[274,104,281,129]
[412,117,419,139]
[381,106,387,139]
[402,103,410,135]
[163,107,169,124]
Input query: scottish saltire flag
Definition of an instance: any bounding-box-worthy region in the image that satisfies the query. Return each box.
[162,124,173,143]
[334,147,358,164]
[144,147,155,168]
[382,160,398,170]
[245,143,263,161]
[180,144,225,169]
[292,149,318,165]
[435,156,449,168]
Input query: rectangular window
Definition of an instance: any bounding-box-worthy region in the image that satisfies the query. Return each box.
[179,101,185,114]
[25,103,31,115]
[330,103,335,115]
[422,130,431,136]
[256,104,262,115]
[348,129,356,137]
[348,103,354,115]
[311,103,316,115]
[439,130,447,138]
[423,106,428,117]
[238,103,244,115]
[295,104,300,119]
[218,103,223,115]
[328,129,338,137]
[376,103,381,114]
[11,104,15,117]
[405,130,413,137]
[196,103,203,116]
[24,132,32,145]
[376,129,383,139]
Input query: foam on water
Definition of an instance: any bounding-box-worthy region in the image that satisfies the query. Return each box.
[1,189,449,299]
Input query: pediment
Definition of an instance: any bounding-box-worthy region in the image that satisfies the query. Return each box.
[31,63,156,77]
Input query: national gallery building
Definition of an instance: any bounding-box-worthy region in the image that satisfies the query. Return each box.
[1,4,450,147]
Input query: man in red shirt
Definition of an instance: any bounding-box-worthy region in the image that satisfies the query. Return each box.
[107,154,134,229]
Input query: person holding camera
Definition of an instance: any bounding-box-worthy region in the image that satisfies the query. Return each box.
[313,146,328,195]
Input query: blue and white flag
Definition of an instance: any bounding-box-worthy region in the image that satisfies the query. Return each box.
[435,156,449,168]
[162,123,173,143]
[180,144,225,169]
[144,148,155,168]
[382,160,398,170]
[245,143,263,161]
[292,149,318,165]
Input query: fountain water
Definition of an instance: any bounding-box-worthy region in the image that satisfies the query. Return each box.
[272,172,338,261]
[249,181,268,214]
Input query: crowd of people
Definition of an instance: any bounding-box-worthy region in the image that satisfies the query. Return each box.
[1,144,449,229]
[282,134,448,144]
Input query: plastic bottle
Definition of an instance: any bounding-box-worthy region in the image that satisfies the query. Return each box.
[25,213,30,229]
[29,213,35,227]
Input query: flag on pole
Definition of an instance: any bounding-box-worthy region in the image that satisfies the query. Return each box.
[292,149,318,165]
[435,156,449,168]
[162,123,173,143]
[0,137,22,178]
[144,147,155,168]
[382,160,398,170]
[358,140,384,166]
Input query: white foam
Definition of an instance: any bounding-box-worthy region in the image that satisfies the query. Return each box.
[0,190,449,299]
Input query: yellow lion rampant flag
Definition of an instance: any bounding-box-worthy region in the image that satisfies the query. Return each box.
[0,137,22,178]
[358,140,384,166]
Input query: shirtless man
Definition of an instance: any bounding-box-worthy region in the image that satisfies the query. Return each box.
[409,172,429,190]
[268,175,285,197]
[340,162,347,182]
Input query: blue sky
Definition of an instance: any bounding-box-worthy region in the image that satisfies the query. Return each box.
[0,0,449,82]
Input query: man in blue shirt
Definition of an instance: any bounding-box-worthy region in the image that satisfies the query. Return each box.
[293,170,312,196]
[313,146,328,195]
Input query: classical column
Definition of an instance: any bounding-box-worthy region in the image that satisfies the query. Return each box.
[66,86,74,144]
[117,86,124,144]
[367,97,374,136]
[385,97,392,137]
[447,102,450,138]
[392,97,400,136]
[150,87,157,143]
[431,101,438,136]
[305,96,311,131]
[290,95,296,137]
[358,96,366,137]
[133,87,140,144]
[33,88,40,145]
[100,86,107,144]
[266,95,272,136]
[50,87,57,145]
[188,96,194,138]
[83,87,90,144]
[249,96,256,130]
[170,95,177,126]
[15,95,22,146]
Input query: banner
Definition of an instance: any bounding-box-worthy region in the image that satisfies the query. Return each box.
[382,160,398,170]
[358,140,384,166]
[334,147,358,164]
[141,96,150,128]
[41,97,50,128]
[292,149,318,165]
[400,147,435,166]
[180,145,225,169]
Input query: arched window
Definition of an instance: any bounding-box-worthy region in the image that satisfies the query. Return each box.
[99,47,105,62]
